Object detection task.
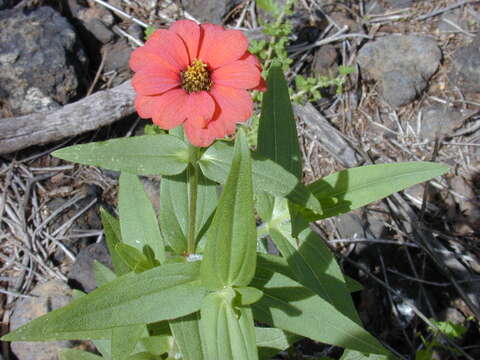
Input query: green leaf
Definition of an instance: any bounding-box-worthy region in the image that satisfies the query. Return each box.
[339,65,356,76]
[251,255,389,355]
[415,349,432,360]
[170,312,206,360]
[255,0,279,14]
[345,276,364,293]
[308,162,449,219]
[257,64,302,179]
[340,349,390,360]
[59,349,103,360]
[2,262,206,341]
[201,129,257,289]
[140,335,171,356]
[144,26,156,40]
[255,327,301,360]
[94,338,111,358]
[94,260,116,288]
[159,171,217,254]
[112,324,145,360]
[199,141,322,214]
[128,353,160,360]
[255,191,276,223]
[200,289,258,360]
[268,225,361,324]
[119,173,165,262]
[114,243,159,273]
[429,320,467,339]
[144,124,166,135]
[100,208,130,276]
[53,135,189,176]
[234,287,264,306]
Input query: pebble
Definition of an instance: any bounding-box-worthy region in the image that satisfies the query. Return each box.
[418,104,463,140]
[357,34,442,107]
[10,281,73,360]
[68,241,113,293]
[182,0,241,24]
[312,44,338,78]
[449,34,480,94]
[0,6,87,116]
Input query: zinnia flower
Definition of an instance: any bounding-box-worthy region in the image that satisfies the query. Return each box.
[130,20,266,147]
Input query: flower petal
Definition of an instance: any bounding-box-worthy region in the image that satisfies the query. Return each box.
[132,68,181,95]
[198,25,248,69]
[150,89,190,129]
[170,20,201,63]
[253,77,267,92]
[209,84,253,125]
[145,29,190,71]
[183,122,216,147]
[129,46,179,73]
[239,52,262,70]
[135,95,161,118]
[212,61,261,89]
[184,91,216,128]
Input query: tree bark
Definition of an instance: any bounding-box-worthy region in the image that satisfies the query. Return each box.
[0,81,136,155]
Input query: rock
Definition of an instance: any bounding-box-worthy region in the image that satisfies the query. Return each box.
[438,10,468,34]
[312,44,338,77]
[68,241,112,292]
[329,11,364,34]
[384,0,414,8]
[449,35,480,94]
[127,23,144,43]
[10,281,73,360]
[441,307,466,325]
[103,39,133,86]
[181,0,241,24]
[357,35,442,107]
[76,5,115,44]
[366,0,414,13]
[0,0,12,10]
[86,18,115,44]
[0,7,87,116]
[418,104,463,140]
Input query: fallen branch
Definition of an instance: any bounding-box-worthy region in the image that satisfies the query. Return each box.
[0,81,136,155]
[294,103,363,168]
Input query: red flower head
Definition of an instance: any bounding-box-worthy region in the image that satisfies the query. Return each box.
[129,20,266,147]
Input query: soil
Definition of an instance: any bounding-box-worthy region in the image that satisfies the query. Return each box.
[1,0,480,359]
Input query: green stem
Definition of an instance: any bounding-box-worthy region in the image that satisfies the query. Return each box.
[187,147,200,254]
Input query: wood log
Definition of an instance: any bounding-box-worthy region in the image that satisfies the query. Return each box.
[294,103,363,168]
[0,80,136,155]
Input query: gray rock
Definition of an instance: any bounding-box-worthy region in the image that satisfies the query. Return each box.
[0,7,87,116]
[68,241,113,292]
[449,35,480,94]
[418,104,463,140]
[85,18,114,44]
[384,0,414,8]
[438,10,468,34]
[366,0,414,14]
[357,35,442,107]
[76,6,115,44]
[0,0,12,10]
[128,23,144,43]
[10,281,73,360]
[103,39,132,73]
[182,0,240,24]
[312,44,338,77]
[329,11,364,34]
